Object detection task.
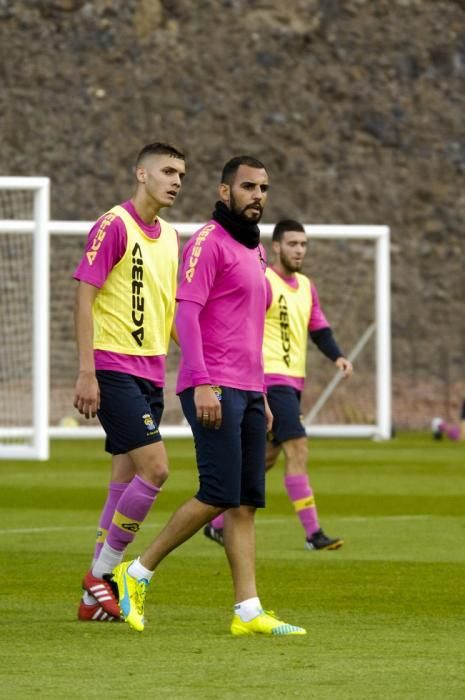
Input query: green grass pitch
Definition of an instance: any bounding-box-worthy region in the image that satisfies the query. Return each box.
[1,434,465,699]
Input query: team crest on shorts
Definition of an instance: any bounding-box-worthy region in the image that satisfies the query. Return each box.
[142,413,158,434]
[211,385,223,401]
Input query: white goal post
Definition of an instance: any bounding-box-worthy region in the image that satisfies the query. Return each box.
[0,180,391,460]
[261,223,391,441]
[0,177,50,460]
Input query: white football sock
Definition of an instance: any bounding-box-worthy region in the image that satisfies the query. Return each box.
[92,542,124,578]
[234,597,262,622]
[127,557,154,582]
[82,591,97,605]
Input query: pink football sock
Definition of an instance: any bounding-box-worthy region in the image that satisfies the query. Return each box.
[284,473,320,538]
[211,513,225,529]
[106,475,161,552]
[92,481,129,563]
[445,424,460,441]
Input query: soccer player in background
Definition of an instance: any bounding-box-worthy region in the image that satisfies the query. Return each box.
[111,156,306,636]
[73,142,186,622]
[432,400,465,441]
[205,219,352,550]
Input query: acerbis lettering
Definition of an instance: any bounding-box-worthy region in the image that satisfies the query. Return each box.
[185,224,215,282]
[131,242,145,346]
[278,294,291,367]
[86,213,116,265]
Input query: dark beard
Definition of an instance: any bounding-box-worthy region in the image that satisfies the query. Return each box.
[230,190,263,223]
[280,254,302,273]
[212,200,261,249]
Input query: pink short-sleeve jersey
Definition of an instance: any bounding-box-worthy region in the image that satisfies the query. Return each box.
[176,220,267,393]
[73,200,169,385]
[308,282,330,332]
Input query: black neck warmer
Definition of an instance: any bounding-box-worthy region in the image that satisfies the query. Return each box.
[212,200,261,249]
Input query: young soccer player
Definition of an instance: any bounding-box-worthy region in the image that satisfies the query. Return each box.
[111,156,306,636]
[73,142,186,621]
[205,219,352,550]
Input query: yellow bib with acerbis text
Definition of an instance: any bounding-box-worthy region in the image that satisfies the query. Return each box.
[93,205,178,356]
[263,268,312,377]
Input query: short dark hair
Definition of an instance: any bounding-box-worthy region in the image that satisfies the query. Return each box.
[221,155,267,184]
[136,142,185,167]
[272,219,306,242]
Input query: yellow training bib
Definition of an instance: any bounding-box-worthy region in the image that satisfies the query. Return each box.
[263,268,312,377]
[93,205,178,356]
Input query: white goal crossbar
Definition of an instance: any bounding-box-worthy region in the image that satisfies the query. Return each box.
[0,194,391,459]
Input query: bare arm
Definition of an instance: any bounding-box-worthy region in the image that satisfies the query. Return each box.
[73,281,100,419]
[170,302,179,346]
[263,393,273,433]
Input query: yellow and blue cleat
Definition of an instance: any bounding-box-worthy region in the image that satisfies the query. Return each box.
[112,561,148,632]
[231,610,306,636]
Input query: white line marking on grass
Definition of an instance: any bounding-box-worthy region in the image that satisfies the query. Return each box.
[1,526,93,535]
[341,515,432,522]
[2,514,433,535]
[256,515,432,524]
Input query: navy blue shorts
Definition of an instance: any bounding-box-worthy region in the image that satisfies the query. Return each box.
[96,370,164,455]
[179,387,266,509]
[267,385,306,446]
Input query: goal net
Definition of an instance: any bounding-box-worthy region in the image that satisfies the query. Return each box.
[0,177,49,459]
[0,180,390,460]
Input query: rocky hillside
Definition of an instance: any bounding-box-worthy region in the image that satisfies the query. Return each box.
[1,0,464,428]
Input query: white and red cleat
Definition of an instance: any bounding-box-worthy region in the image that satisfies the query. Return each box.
[78,599,120,622]
[82,570,121,618]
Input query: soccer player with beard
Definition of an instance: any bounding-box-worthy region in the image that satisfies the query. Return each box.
[111,157,306,636]
[206,219,353,551]
[73,142,186,622]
